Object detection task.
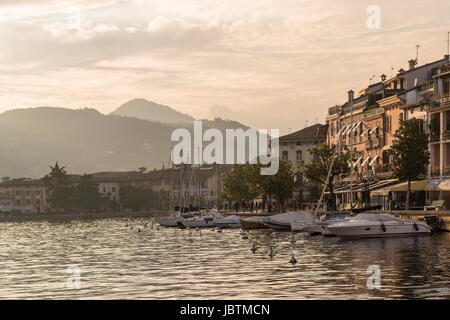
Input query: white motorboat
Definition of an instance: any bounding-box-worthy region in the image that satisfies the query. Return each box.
[297,216,350,235]
[180,215,222,228]
[326,213,432,238]
[157,216,182,227]
[290,213,319,232]
[214,215,242,229]
[263,211,314,231]
[157,211,199,227]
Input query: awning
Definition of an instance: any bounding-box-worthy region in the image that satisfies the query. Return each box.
[361,156,371,166]
[425,179,450,191]
[390,179,428,192]
[369,154,379,166]
[353,121,362,132]
[361,128,370,137]
[425,180,440,191]
[369,125,379,134]
[333,179,397,195]
[371,179,427,195]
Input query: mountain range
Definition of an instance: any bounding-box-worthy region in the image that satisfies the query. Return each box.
[0,100,249,178]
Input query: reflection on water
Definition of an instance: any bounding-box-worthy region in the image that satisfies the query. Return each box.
[0,218,449,299]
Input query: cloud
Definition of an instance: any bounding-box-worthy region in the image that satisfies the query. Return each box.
[0,0,450,133]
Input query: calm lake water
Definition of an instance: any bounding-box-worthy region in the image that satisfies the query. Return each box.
[0,218,449,299]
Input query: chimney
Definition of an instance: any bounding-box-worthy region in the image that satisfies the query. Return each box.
[408,59,417,70]
[380,74,387,82]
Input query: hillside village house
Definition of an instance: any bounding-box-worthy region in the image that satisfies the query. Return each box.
[327,54,450,210]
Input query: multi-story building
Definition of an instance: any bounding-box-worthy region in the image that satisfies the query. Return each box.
[0,178,48,213]
[279,124,327,164]
[425,56,450,204]
[326,55,450,209]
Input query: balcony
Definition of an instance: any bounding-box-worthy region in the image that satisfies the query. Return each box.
[430,94,450,109]
[430,165,450,178]
[364,107,384,120]
[430,130,450,143]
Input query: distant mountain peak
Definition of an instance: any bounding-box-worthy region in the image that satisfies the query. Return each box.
[111,99,195,124]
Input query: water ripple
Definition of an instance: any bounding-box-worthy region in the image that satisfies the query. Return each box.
[0,218,449,299]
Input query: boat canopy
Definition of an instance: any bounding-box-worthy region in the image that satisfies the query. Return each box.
[219,215,241,221]
[268,211,314,223]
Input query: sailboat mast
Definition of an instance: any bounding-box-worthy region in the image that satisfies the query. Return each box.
[349,90,354,210]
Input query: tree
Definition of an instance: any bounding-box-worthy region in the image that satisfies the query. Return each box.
[263,160,296,212]
[222,165,258,204]
[75,174,105,212]
[389,118,429,209]
[119,185,157,212]
[231,161,296,212]
[43,162,74,212]
[299,143,351,211]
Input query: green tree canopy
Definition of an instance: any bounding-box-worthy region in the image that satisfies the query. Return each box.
[389,118,429,209]
[43,161,74,212]
[222,164,258,203]
[299,143,350,210]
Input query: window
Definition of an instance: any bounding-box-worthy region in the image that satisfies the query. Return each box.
[444,80,450,95]
[330,122,335,137]
[296,150,302,162]
[36,190,40,196]
[36,199,40,205]
[384,115,392,133]
[26,199,31,205]
[16,200,21,206]
[16,190,20,196]
[282,151,288,161]
[399,113,404,121]
[112,186,116,192]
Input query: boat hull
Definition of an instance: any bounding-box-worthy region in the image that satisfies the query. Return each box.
[214,222,241,229]
[157,217,181,227]
[327,221,431,238]
[241,219,269,230]
[181,219,216,228]
[262,220,292,231]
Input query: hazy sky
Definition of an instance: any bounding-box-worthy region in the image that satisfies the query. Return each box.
[0,0,449,134]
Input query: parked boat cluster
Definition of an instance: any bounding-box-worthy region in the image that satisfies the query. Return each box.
[157,211,432,238]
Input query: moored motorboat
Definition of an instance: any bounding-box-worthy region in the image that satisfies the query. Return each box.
[157,216,182,227]
[263,211,314,231]
[214,215,241,229]
[180,215,221,228]
[326,213,432,238]
[299,216,349,235]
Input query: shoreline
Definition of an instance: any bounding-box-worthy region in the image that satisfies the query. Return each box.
[0,211,170,223]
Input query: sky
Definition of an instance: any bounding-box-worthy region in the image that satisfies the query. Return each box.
[0,0,449,134]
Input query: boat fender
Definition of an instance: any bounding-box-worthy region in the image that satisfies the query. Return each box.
[413,222,419,231]
[381,223,386,232]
